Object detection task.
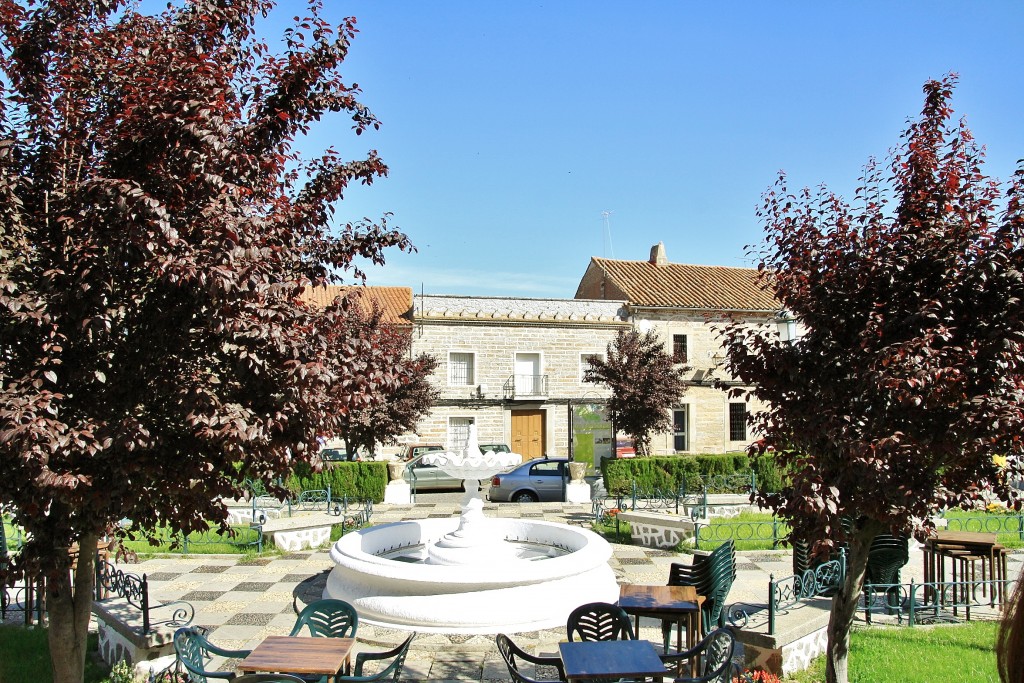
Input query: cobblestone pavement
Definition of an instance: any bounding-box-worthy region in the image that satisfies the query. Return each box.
[97,501,1024,680]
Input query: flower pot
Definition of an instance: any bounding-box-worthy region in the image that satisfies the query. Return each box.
[568,461,587,483]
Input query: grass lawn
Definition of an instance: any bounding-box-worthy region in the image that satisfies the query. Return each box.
[0,626,110,683]
[786,621,999,682]
[119,523,268,556]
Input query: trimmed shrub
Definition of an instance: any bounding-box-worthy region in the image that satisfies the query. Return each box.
[287,461,388,502]
[600,453,782,495]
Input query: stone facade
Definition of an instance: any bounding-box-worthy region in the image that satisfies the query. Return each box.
[402,295,629,459]
[631,309,771,454]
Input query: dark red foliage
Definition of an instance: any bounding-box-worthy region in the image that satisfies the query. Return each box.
[584,329,688,455]
[720,75,1024,683]
[0,2,411,680]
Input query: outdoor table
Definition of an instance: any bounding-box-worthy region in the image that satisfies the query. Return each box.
[558,639,667,683]
[923,531,1008,610]
[617,584,704,650]
[238,635,354,682]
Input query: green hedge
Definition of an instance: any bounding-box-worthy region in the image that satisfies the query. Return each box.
[600,453,782,495]
[286,461,388,502]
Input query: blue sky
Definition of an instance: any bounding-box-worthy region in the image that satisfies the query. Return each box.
[283,2,1023,297]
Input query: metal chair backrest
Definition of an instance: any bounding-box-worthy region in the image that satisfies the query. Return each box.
[661,627,737,683]
[496,633,566,683]
[345,632,416,682]
[290,598,359,638]
[233,675,308,683]
[566,601,635,642]
[174,627,250,683]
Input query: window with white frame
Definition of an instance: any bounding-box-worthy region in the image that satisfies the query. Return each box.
[729,403,747,441]
[448,417,474,451]
[579,353,604,382]
[673,407,689,452]
[449,352,475,386]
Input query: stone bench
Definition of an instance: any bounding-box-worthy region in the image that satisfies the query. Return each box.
[92,598,179,669]
[91,562,195,671]
[616,510,696,549]
[258,512,340,551]
[732,598,832,677]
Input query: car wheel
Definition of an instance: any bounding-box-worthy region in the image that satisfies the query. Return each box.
[512,490,538,503]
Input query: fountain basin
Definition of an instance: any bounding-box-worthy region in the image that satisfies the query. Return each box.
[324,518,619,634]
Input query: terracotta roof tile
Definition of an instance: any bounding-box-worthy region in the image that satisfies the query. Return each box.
[301,285,414,326]
[587,257,778,311]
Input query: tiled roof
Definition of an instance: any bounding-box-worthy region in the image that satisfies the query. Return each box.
[584,257,779,311]
[301,285,414,326]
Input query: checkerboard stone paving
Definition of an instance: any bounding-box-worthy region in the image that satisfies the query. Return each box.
[122,503,1023,681]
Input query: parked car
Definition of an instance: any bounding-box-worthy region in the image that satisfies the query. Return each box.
[477,443,512,454]
[317,447,360,463]
[615,438,636,458]
[487,457,569,503]
[401,443,444,461]
[404,453,481,492]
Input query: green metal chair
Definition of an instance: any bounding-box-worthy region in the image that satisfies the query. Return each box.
[496,633,566,683]
[659,627,739,683]
[174,626,252,683]
[232,676,307,683]
[290,599,359,639]
[336,632,416,683]
[566,601,635,642]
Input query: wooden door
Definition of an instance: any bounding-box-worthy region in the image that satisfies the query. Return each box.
[511,409,546,459]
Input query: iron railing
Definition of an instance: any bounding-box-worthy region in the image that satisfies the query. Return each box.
[503,374,548,398]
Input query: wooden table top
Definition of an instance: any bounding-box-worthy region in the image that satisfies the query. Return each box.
[558,639,666,682]
[238,636,354,676]
[929,531,999,549]
[618,584,701,615]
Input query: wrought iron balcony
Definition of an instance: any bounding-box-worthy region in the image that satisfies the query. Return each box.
[503,374,548,399]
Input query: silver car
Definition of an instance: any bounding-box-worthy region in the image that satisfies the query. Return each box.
[404,454,480,492]
[487,457,569,503]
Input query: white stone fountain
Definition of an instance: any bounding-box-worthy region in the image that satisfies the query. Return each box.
[324,427,619,634]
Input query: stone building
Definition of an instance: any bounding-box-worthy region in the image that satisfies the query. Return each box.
[406,295,630,460]
[575,242,782,454]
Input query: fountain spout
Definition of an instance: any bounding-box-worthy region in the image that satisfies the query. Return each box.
[422,425,521,565]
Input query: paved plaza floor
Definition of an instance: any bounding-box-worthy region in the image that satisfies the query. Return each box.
[117,501,1023,680]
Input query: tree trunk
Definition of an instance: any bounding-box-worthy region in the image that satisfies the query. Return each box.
[48,531,99,683]
[825,523,882,683]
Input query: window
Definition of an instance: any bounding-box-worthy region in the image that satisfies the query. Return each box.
[673,408,689,452]
[449,352,475,385]
[729,403,747,441]
[448,417,474,451]
[672,335,688,364]
[579,353,604,381]
[530,461,563,477]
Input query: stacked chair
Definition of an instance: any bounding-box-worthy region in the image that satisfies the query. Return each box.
[662,540,736,651]
[864,533,910,610]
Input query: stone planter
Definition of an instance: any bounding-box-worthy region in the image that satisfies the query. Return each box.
[387,461,407,481]
[568,461,587,483]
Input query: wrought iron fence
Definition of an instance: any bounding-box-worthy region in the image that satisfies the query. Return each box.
[728,549,846,634]
[693,518,788,550]
[95,560,194,634]
[941,513,1024,540]
[862,576,1019,626]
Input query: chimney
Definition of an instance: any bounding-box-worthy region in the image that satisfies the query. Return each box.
[649,242,668,267]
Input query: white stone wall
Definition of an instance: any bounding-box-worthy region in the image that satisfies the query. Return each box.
[405,295,628,457]
[396,295,775,457]
[633,311,771,454]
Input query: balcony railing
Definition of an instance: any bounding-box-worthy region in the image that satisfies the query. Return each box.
[503,374,548,399]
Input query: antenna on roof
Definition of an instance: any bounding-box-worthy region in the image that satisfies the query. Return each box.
[601,210,615,258]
